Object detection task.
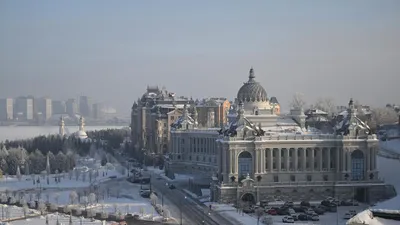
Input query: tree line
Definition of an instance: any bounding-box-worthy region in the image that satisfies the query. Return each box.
[0,128,129,176]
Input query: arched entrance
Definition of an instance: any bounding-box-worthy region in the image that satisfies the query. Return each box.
[241,193,256,205]
[351,150,365,181]
[238,151,253,178]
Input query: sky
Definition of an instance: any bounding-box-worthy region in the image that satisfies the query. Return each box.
[0,0,399,114]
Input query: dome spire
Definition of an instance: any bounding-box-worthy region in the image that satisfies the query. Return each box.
[248,67,255,81]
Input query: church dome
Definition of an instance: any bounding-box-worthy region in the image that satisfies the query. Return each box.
[237,68,268,103]
[75,130,88,139]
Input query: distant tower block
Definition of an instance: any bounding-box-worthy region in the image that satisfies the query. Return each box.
[59,116,65,136]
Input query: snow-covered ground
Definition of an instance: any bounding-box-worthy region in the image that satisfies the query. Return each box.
[380,139,400,154]
[0,156,162,224]
[6,213,114,225]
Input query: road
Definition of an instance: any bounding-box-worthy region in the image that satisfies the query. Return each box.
[150,175,237,225]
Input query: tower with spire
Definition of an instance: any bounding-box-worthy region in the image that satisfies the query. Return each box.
[59,116,65,136]
[78,116,85,132]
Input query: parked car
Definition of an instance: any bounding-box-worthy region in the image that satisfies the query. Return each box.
[298,214,308,221]
[169,184,176,189]
[243,207,255,214]
[308,214,319,221]
[282,216,295,223]
[284,201,294,208]
[300,201,311,207]
[267,209,277,215]
[260,200,269,208]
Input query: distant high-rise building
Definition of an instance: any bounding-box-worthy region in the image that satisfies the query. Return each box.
[79,96,92,117]
[36,98,52,120]
[52,100,66,115]
[0,98,14,121]
[14,97,33,120]
[92,103,104,120]
[66,99,78,116]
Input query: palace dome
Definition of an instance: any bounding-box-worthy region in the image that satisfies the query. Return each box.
[237,68,268,103]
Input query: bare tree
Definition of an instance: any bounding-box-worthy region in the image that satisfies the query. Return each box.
[69,191,78,205]
[22,205,28,218]
[88,193,96,205]
[371,108,398,126]
[38,200,46,215]
[314,97,336,117]
[81,196,89,210]
[290,92,307,110]
[53,193,60,205]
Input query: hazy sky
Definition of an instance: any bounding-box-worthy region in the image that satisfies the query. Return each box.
[1,0,399,113]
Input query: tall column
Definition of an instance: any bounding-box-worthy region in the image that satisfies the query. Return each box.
[327,148,331,171]
[342,148,347,172]
[294,149,299,171]
[277,149,282,171]
[302,148,306,171]
[336,148,340,172]
[231,150,234,174]
[253,149,259,173]
[347,151,352,173]
[268,149,273,171]
[261,149,266,173]
[234,150,238,174]
[285,148,290,170]
[318,149,323,171]
[311,148,315,171]
[372,148,376,171]
[366,148,371,171]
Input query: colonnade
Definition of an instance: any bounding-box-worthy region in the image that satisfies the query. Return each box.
[221,147,377,177]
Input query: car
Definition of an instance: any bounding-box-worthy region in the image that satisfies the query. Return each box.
[243,207,255,213]
[267,209,277,215]
[282,216,295,223]
[297,214,308,221]
[309,214,319,221]
[287,208,296,215]
[169,184,176,189]
[284,201,294,208]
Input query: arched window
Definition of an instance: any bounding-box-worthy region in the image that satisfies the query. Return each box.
[351,150,365,180]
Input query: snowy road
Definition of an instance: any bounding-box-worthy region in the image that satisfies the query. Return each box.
[150,176,236,225]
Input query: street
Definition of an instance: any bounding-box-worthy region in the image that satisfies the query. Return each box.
[150,174,236,225]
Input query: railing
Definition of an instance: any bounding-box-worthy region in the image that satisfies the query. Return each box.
[219,179,385,188]
[220,134,377,141]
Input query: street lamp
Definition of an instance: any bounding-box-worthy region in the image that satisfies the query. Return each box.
[162,182,168,208]
[180,196,187,225]
[202,208,211,225]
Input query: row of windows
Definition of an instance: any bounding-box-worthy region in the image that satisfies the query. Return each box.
[271,174,330,183]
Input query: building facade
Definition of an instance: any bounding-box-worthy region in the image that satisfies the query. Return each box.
[14,97,33,120]
[52,100,67,115]
[0,98,13,121]
[131,86,191,155]
[167,68,391,205]
[66,99,78,116]
[79,96,92,118]
[36,97,52,121]
[195,98,231,127]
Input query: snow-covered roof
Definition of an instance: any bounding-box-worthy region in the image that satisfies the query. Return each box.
[347,209,400,225]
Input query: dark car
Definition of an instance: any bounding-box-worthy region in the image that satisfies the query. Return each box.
[243,207,255,213]
[300,201,311,207]
[298,214,308,221]
[169,184,176,189]
[140,192,151,198]
[284,201,294,208]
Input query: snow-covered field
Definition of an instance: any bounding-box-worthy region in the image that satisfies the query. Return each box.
[6,213,114,225]
[0,156,162,224]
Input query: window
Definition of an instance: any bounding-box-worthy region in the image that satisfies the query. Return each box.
[189,156,192,161]
[323,175,328,181]
[290,175,296,182]
[273,162,276,170]
[177,155,181,160]
[307,175,312,181]
[171,116,174,120]
[274,176,279,182]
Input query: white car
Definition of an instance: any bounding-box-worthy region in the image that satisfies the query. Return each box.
[282,216,295,223]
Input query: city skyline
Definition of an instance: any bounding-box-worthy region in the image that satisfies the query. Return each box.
[1,1,400,113]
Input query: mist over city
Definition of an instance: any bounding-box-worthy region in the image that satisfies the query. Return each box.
[1,1,400,225]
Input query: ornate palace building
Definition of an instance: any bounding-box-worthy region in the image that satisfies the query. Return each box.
[130,86,191,155]
[167,68,393,204]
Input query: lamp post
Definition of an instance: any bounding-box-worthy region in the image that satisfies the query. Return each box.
[162,182,168,208]
[180,196,187,225]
